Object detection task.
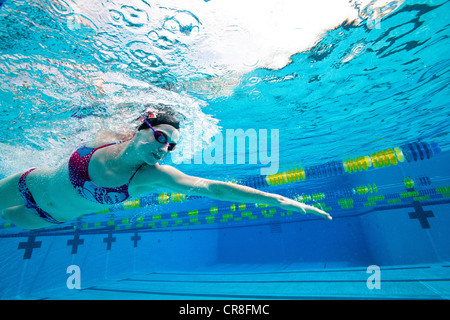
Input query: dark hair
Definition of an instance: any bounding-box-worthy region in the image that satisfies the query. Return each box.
[137,104,182,131]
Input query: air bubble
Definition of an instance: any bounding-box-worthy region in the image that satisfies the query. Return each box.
[147,31,159,41]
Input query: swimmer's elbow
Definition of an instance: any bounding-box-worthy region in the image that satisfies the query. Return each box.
[206,181,229,199]
[176,178,226,199]
[157,166,240,199]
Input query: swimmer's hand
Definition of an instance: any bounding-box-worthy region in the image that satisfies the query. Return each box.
[277,197,332,220]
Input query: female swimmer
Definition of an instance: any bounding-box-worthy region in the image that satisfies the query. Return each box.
[0,106,331,229]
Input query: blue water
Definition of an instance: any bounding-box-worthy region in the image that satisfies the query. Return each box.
[0,0,449,300]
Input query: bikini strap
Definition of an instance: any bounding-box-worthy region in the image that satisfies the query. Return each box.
[93,140,125,151]
[90,139,141,184]
[128,164,144,184]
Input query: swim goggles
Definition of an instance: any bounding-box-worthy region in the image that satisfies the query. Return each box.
[142,117,177,151]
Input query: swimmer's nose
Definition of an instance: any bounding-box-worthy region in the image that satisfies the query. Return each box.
[159,144,169,152]
[157,145,169,156]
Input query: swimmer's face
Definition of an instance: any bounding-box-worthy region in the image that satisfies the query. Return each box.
[138,124,180,164]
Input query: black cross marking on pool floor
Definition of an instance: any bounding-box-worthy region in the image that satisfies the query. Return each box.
[406,186,434,229]
[18,235,42,260]
[67,232,85,254]
[103,231,116,251]
[131,232,141,248]
[408,201,434,229]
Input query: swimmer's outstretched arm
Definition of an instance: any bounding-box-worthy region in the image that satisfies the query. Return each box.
[153,165,332,220]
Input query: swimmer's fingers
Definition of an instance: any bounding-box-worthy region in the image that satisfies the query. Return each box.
[301,204,333,220]
[278,198,332,220]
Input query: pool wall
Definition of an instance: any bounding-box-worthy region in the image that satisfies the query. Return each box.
[0,145,449,299]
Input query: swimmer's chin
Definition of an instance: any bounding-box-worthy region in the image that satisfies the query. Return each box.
[144,152,162,165]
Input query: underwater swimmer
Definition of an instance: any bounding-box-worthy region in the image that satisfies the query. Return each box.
[0,106,332,229]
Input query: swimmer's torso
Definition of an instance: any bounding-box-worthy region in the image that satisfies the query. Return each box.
[24,141,158,222]
[25,164,105,222]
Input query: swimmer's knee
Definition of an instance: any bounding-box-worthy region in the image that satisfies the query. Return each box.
[0,208,19,227]
[1,209,10,221]
[1,206,50,230]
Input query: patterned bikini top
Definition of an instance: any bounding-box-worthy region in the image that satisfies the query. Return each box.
[68,141,143,205]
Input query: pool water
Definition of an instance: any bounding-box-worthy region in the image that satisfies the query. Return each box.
[1,0,449,300]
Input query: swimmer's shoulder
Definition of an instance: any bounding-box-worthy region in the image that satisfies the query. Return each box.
[128,164,165,195]
[86,130,134,148]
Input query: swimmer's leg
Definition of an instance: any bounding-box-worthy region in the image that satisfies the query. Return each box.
[0,171,24,210]
[1,205,54,229]
[0,171,52,229]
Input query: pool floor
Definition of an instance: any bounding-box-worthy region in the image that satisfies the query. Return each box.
[22,263,450,300]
